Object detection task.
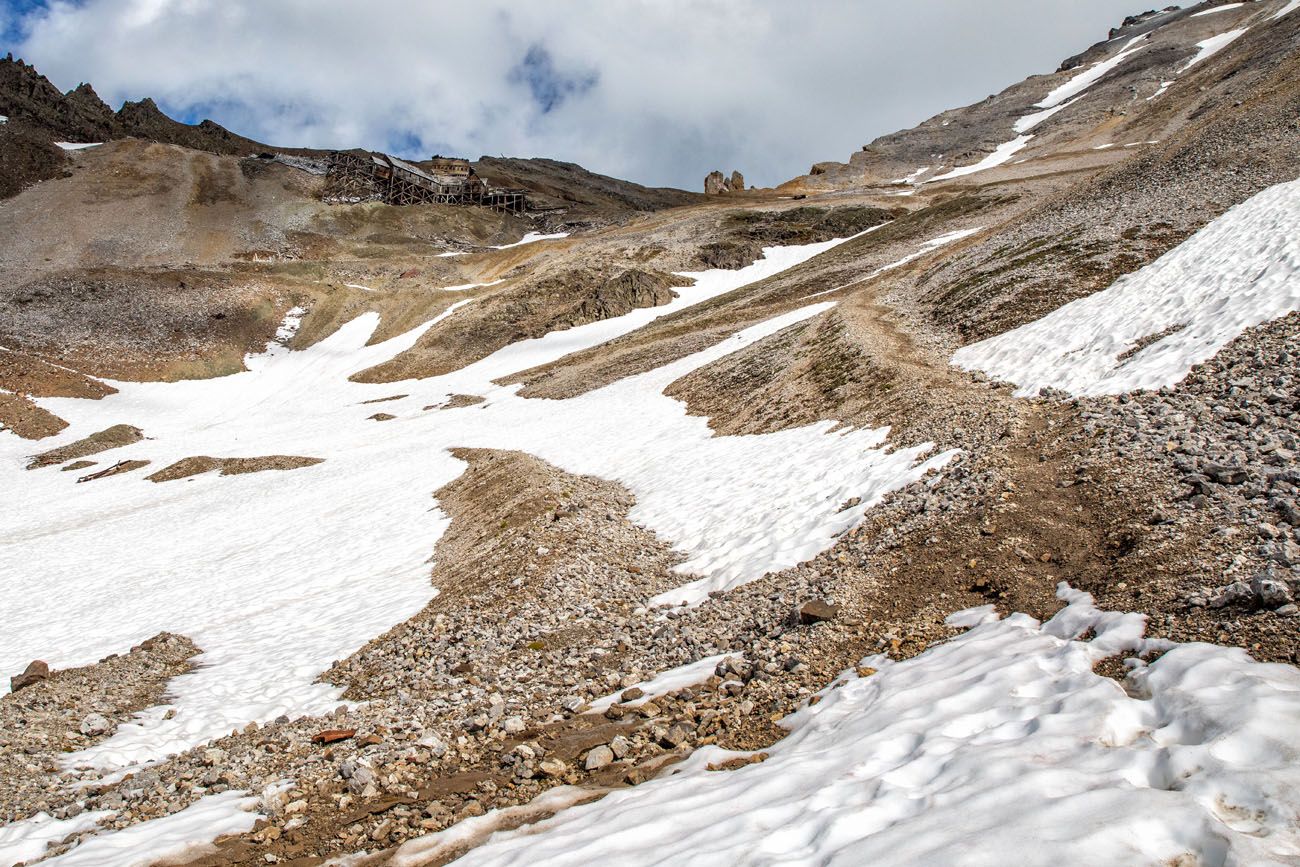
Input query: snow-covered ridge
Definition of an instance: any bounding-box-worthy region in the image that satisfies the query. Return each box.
[406,585,1300,866]
[951,175,1300,396]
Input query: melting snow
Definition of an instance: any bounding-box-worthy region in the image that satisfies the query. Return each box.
[952,176,1300,396]
[344,283,374,292]
[0,811,111,867]
[36,791,263,867]
[586,654,732,712]
[1148,80,1176,100]
[891,166,930,184]
[0,234,945,777]
[440,586,1300,866]
[55,142,102,151]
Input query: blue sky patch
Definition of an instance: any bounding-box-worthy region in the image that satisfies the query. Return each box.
[508,43,597,115]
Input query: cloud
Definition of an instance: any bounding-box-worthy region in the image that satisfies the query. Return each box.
[5,0,1147,189]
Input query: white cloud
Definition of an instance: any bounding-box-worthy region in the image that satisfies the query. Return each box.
[10,0,1145,189]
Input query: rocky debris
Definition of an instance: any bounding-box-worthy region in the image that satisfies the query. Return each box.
[703,169,745,194]
[688,205,899,272]
[10,660,49,692]
[572,270,681,326]
[0,391,67,439]
[0,632,198,825]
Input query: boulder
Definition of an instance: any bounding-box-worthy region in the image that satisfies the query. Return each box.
[704,170,728,194]
[79,713,111,736]
[798,599,840,624]
[10,660,49,692]
[584,745,615,770]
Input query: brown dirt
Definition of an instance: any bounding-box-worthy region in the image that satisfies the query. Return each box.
[0,392,67,439]
[0,347,116,398]
[146,455,324,483]
[26,423,142,468]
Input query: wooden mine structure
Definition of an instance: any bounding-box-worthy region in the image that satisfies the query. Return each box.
[325,150,527,214]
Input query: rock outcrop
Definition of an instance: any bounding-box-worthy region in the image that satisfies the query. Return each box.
[704,169,745,194]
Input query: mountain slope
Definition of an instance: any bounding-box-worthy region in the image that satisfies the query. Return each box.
[1,2,1300,865]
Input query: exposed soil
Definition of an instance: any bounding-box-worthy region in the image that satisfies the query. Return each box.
[0,392,67,439]
[26,423,142,469]
[146,455,325,483]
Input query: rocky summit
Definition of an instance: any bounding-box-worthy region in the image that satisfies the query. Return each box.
[2,2,1300,865]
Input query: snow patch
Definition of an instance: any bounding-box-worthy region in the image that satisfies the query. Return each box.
[891,166,930,184]
[803,227,982,300]
[1013,96,1080,134]
[344,283,374,292]
[1273,0,1300,19]
[38,791,262,866]
[438,278,505,292]
[55,142,102,151]
[0,810,111,867]
[586,653,732,712]
[927,136,1032,183]
[1181,27,1249,70]
[446,586,1300,866]
[1034,35,1148,109]
[490,231,569,250]
[1191,2,1243,15]
[952,176,1300,396]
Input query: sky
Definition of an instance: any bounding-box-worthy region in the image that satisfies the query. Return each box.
[2,0,1152,190]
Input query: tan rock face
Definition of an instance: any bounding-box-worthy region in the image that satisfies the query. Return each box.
[704,169,745,194]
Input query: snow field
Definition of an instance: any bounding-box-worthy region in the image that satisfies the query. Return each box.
[952,176,1300,396]
[441,586,1300,866]
[0,233,943,778]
